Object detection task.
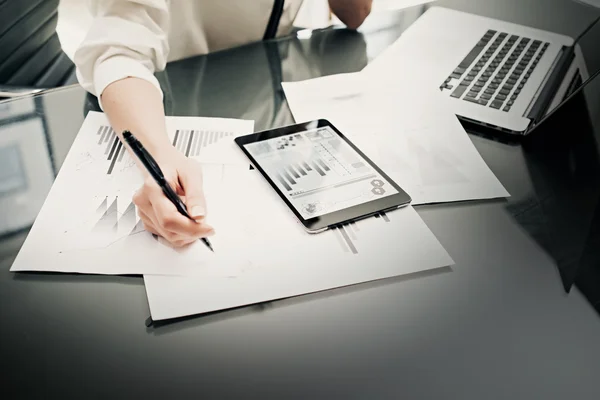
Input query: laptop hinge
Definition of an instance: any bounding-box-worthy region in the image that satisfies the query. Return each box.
[525,46,575,122]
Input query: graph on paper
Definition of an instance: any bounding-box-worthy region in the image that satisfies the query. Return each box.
[88,121,250,249]
[86,124,245,248]
[331,212,391,255]
[95,126,239,174]
[171,129,235,157]
[92,196,160,243]
[96,125,132,174]
[244,126,398,219]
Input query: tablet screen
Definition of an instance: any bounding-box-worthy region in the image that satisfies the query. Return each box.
[244,126,399,219]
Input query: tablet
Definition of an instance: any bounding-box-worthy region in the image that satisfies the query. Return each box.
[235,120,412,233]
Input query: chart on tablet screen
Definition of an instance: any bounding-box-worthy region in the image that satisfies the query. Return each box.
[245,126,399,219]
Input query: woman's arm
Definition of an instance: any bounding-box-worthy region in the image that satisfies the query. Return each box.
[100,78,171,160]
[74,0,170,112]
[74,0,213,246]
[101,77,214,245]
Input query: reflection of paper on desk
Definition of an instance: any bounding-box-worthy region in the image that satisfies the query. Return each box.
[573,0,600,8]
[144,164,453,320]
[0,118,54,235]
[10,112,254,276]
[282,73,509,204]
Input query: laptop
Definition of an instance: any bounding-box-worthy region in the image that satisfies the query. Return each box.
[399,7,600,135]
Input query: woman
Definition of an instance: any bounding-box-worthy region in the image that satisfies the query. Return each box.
[74,0,372,247]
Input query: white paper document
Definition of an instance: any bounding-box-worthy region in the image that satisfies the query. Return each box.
[10,112,254,276]
[371,0,436,11]
[282,73,509,205]
[144,164,453,320]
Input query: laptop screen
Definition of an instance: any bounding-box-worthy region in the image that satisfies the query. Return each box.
[536,16,600,122]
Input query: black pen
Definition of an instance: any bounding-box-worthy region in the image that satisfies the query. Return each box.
[122,130,214,252]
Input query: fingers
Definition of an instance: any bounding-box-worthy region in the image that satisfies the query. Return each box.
[133,176,214,247]
[152,195,214,237]
[177,161,206,221]
[137,208,158,234]
[138,208,199,247]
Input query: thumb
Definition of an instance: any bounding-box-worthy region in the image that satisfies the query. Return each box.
[179,165,206,221]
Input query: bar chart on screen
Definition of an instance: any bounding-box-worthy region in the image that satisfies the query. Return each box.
[275,157,332,191]
[255,134,375,183]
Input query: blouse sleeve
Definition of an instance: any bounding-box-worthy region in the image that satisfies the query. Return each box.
[73,0,170,108]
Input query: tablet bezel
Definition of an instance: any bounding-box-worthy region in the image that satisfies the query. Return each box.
[235,119,412,232]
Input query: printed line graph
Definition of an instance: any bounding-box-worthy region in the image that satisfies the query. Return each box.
[93,196,158,242]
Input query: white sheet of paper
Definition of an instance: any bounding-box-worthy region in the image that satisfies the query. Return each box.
[282,73,509,204]
[144,164,453,320]
[10,112,254,276]
[371,0,436,11]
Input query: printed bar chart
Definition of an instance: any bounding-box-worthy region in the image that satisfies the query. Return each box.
[97,125,129,175]
[97,126,237,175]
[333,212,389,255]
[172,129,234,157]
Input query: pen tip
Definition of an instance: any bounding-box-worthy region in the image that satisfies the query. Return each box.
[203,238,214,252]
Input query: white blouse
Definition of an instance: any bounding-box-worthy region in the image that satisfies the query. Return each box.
[73,0,304,105]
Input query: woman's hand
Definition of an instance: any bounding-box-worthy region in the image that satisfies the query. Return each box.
[133,148,214,247]
[100,77,213,247]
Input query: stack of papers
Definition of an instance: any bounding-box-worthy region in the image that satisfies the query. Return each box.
[11,20,511,320]
[11,112,454,321]
[282,73,509,204]
[11,112,254,277]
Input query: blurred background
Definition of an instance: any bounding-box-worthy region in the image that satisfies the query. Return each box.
[55,0,435,60]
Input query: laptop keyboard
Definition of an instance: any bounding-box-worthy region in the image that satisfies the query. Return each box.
[439,30,549,112]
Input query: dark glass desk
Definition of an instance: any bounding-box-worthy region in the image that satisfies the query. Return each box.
[2,1,600,398]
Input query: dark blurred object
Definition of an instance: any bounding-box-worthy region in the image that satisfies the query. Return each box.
[155,28,368,131]
[0,0,76,99]
[514,69,600,302]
